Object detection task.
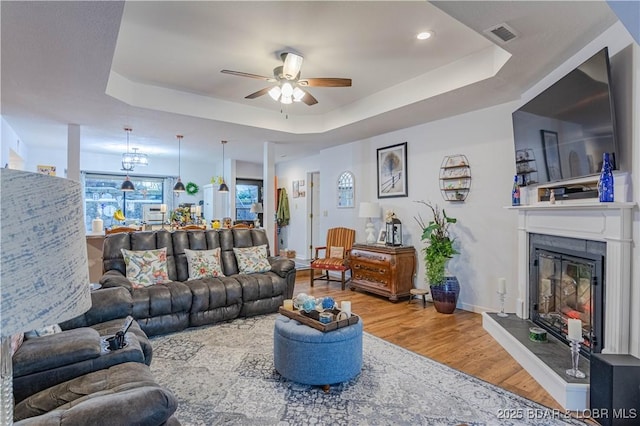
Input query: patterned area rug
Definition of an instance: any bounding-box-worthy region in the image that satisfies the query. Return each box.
[150,314,585,425]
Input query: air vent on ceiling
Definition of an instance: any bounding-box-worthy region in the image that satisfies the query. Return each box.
[484,23,518,44]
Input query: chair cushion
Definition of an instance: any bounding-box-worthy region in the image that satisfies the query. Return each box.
[185,247,225,279]
[121,247,169,288]
[311,257,349,271]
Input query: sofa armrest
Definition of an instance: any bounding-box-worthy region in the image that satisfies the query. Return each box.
[60,287,133,330]
[13,328,101,378]
[269,257,295,278]
[100,270,134,292]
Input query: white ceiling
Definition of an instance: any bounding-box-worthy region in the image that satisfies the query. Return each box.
[1,1,619,165]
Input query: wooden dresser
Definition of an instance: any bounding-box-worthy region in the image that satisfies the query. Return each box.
[349,244,416,301]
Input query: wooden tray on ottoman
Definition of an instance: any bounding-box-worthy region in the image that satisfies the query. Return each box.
[278,307,359,332]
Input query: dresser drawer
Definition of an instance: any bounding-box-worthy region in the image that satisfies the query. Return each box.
[351,260,391,286]
[350,249,392,266]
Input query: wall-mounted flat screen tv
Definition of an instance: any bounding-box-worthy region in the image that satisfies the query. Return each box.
[512,47,618,186]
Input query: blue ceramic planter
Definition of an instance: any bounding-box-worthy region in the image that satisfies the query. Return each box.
[430,276,460,314]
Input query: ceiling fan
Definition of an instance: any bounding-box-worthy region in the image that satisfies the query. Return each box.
[221,52,351,106]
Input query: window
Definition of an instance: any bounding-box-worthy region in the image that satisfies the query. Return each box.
[83,173,166,231]
[235,179,262,222]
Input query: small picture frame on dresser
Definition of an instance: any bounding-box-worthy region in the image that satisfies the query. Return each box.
[376,229,387,245]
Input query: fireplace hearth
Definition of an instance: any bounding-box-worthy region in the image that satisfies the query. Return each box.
[529,233,605,357]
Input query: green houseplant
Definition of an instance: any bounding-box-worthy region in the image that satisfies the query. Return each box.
[414,201,460,313]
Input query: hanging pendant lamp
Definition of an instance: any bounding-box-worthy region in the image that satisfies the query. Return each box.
[120,127,135,191]
[218,140,229,193]
[173,135,186,192]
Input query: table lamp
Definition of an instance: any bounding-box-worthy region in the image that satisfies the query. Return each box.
[358,202,380,244]
[250,202,263,228]
[1,169,91,424]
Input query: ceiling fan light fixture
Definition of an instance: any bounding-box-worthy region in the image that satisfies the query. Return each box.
[268,86,281,101]
[281,82,294,97]
[282,52,303,80]
[292,87,305,102]
[281,95,293,105]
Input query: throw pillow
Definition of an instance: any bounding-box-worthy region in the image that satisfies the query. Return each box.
[329,246,345,259]
[184,248,225,279]
[233,244,271,274]
[121,247,170,288]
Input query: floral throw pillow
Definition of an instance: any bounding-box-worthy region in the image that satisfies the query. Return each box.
[121,247,169,288]
[233,244,271,274]
[185,248,225,279]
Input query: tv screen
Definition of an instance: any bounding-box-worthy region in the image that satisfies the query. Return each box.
[512,47,618,186]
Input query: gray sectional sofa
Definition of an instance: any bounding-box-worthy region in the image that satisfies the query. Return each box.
[97,228,296,336]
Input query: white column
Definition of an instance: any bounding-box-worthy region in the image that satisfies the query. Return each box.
[263,142,276,252]
[67,124,81,181]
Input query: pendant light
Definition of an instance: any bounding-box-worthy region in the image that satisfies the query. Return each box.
[173,134,186,192]
[218,140,229,193]
[120,127,135,191]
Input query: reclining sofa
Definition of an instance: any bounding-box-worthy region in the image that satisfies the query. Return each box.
[97,228,296,336]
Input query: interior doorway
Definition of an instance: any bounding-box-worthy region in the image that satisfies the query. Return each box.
[308,171,320,260]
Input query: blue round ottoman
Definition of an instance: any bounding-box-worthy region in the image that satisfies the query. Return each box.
[273,314,363,390]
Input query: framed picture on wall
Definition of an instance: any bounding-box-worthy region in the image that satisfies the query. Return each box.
[377,142,408,198]
[292,180,299,198]
[541,130,562,181]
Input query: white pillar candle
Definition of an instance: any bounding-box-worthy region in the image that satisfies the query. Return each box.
[195,206,202,216]
[341,301,351,317]
[567,318,582,341]
[283,299,293,311]
[498,278,507,294]
[159,204,167,213]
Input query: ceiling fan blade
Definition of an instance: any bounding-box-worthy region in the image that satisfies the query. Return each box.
[245,87,273,99]
[298,78,352,87]
[301,91,318,106]
[221,69,276,82]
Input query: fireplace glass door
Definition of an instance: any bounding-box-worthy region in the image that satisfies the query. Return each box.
[533,249,601,355]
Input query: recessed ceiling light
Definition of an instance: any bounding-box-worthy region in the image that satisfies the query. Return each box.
[416,31,433,40]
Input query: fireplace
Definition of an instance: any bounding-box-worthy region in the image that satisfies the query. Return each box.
[529,233,605,357]
[483,198,633,410]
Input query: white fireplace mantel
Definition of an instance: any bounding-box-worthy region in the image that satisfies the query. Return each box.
[513,201,635,354]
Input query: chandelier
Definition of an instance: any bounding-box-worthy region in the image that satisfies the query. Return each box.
[121,127,149,171]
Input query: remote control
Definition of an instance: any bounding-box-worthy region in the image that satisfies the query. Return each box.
[119,315,134,335]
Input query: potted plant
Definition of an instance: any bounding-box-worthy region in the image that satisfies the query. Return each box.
[414,201,460,314]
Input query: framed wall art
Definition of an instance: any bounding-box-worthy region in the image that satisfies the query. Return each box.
[377,142,407,198]
[541,130,562,181]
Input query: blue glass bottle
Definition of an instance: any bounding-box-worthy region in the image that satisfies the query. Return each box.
[598,153,614,202]
[511,175,520,206]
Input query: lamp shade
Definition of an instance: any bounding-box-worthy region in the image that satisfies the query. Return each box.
[1,169,91,337]
[121,176,135,192]
[250,203,263,214]
[218,182,229,193]
[173,178,186,192]
[358,202,380,218]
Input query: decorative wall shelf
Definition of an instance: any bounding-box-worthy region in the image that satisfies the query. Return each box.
[515,148,537,186]
[439,154,471,202]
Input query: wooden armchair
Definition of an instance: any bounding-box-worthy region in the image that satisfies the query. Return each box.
[104,226,142,235]
[310,227,356,290]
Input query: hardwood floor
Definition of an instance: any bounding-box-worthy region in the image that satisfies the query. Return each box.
[295,269,561,410]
